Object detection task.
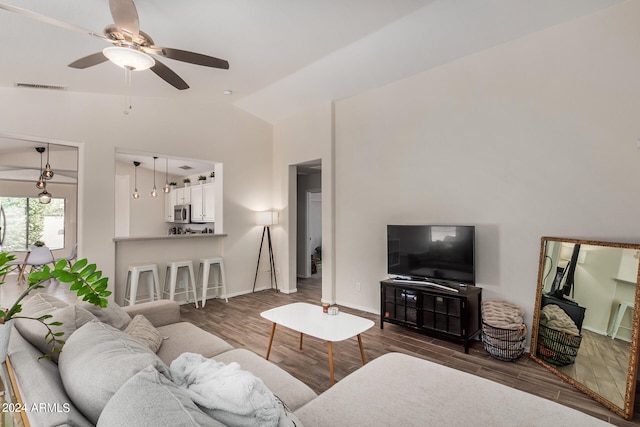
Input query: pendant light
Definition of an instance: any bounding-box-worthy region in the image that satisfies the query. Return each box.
[35,147,46,190]
[132,161,140,199]
[43,143,54,180]
[162,158,170,193]
[150,156,158,198]
[38,189,52,204]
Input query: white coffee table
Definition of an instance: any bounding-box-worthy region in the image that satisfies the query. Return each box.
[261,302,375,385]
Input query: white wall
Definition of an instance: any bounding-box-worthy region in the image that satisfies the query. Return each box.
[273,102,334,298]
[330,1,640,329]
[0,90,272,297]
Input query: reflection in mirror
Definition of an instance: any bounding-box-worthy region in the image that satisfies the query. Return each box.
[531,237,640,420]
[0,137,78,254]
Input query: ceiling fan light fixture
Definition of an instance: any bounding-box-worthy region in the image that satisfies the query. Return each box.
[103,46,155,71]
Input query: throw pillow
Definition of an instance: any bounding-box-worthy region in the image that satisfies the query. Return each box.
[97,365,224,427]
[18,292,68,315]
[58,320,170,424]
[14,303,97,362]
[77,299,132,330]
[124,314,163,353]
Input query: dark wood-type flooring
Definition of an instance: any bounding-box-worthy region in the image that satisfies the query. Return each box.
[180,276,640,426]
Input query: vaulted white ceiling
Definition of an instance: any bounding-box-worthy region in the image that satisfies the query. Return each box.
[0,0,625,124]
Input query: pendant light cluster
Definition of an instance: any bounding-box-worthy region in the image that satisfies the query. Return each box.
[132,156,172,199]
[35,145,54,204]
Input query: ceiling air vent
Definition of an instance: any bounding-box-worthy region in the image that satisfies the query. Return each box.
[179,165,194,170]
[15,83,68,91]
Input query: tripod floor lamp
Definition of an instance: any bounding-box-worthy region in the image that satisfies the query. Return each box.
[252,211,278,292]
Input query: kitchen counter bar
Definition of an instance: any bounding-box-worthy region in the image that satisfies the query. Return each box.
[113,233,227,242]
[114,233,227,306]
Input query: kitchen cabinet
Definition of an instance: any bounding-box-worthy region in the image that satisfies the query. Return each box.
[164,189,176,222]
[174,187,191,205]
[191,183,215,223]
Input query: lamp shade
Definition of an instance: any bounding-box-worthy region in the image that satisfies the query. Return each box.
[256,211,278,226]
[103,46,155,71]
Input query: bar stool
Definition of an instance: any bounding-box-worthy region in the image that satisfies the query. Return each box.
[164,260,199,308]
[610,301,634,340]
[124,263,161,306]
[197,257,228,307]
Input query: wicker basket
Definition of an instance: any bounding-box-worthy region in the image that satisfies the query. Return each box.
[481,322,526,361]
[536,324,582,366]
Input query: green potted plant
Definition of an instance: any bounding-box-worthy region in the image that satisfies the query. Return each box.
[209,171,215,182]
[169,181,177,187]
[0,252,111,360]
[198,175,207,184]
[183,178,191,187]
[33,240,45,247]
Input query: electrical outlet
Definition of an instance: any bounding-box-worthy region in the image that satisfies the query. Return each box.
[356,282,361,291]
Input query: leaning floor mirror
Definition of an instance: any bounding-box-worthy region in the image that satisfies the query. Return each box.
[530,237,640,420]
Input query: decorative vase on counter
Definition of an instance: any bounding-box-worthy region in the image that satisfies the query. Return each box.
[0,319,14,362]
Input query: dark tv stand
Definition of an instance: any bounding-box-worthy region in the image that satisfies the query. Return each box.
[380,280,482,353]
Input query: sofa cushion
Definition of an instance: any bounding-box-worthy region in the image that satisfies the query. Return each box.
[14,302,97,362]
[97,365,222,427]
[58,320,170,424]
[214,348,317,411]
[77,299,132,330]
[155,322,233,365]
[294,352,610,426]
[8,327,93,427]
[124,314,163,352]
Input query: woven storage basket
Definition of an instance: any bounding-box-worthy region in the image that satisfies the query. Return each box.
[481,322,526,361]
[536,324,582,366]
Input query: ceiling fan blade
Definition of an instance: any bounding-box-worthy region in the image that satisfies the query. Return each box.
[109,0,139,40]
[150,59,189,90]
[68,52,109,69]
[147,46,229,69]
[0,2,108,41]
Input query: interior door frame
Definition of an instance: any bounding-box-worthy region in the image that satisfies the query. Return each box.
[304,189,321,278]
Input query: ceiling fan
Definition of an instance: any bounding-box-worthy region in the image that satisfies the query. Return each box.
[0,0,229,90]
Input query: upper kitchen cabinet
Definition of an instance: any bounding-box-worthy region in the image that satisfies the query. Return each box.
[174,187,190,205]
[191,182,215,223]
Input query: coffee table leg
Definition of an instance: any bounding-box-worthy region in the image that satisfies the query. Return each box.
[327,341,335,386]
[299,333,304,350]
[265,323,277,360]
[357,334,367,365]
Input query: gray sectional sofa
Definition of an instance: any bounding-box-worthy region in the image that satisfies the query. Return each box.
[7,294,610,426]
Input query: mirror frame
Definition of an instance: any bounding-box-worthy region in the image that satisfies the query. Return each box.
[530,237,640,420]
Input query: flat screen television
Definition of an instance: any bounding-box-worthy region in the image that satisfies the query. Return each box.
[387,225,475,285]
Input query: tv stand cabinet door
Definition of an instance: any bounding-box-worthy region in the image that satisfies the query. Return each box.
[381,283,418,327]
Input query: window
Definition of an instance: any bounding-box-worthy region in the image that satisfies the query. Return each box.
[0,197,65,251]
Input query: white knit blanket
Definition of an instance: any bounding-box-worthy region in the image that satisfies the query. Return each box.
[482,300,525,330]
[540,304,580,335]
[170,352,281,427]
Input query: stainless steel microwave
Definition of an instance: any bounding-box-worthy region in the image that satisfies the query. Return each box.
[174,204,191,223]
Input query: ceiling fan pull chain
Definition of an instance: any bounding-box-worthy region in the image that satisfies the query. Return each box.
[124,67,132,115]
